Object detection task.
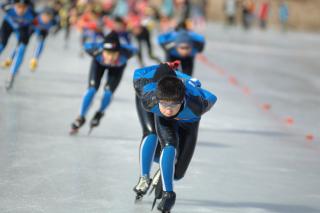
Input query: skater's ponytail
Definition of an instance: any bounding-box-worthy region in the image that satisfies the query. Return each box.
[153,63,177,82]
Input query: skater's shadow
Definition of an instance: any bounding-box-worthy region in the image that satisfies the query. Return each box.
[177,199,320,213]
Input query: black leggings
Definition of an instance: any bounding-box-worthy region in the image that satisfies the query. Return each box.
[136,37,161,66]
[36,29,49,40]
[167,55,195,76]
[88,59,125,92]
[0,20,30,48]
[155,116,199,180]
[135,95,161,159]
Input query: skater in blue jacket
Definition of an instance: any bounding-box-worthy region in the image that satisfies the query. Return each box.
[133,62,217,212]
[0,0,35,90]
[2,7,57,71]
[70,31,137,134]
[158,28,205,76]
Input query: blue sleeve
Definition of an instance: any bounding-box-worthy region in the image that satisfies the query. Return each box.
[176,71,202,87]
[186,81,217,116]
[133,65,159,80]
[199,88,217,114]
[1,1,11,12]
[140,88,158,112]
[4,9,18,29]
[176,71,192,80]
[158,31,176,49]
[121,44,138,59]
[133,65,159,97]
[189,31,205,52]
[83,42,103,56]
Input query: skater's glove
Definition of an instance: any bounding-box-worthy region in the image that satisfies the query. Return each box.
[187,78,201,88]
[164,42,175,50]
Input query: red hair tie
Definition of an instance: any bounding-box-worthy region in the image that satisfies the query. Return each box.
[166,60,181,70]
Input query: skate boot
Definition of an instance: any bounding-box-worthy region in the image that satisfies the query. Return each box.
[88,111,104,134]
[70,116,85,135]
[157,191,176,213]
[1,58,12,69]
[5,74,15,91]
[29,58,38,71]
[149,169,161,195]
[151,174,163,210]
[133,176,151,201]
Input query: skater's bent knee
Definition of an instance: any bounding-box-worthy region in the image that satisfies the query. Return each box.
[161,142,178,149]
[87,87,97,94]
[174,171,185,180]
[142,131,156,138]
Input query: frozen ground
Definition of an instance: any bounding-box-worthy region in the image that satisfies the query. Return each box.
[0,24,320,213]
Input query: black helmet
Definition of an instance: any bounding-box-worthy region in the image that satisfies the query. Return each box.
[42,7,54,16]
[103,31,121,51]
[13,0,31,5]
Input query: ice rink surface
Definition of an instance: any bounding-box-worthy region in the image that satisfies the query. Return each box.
[1,24,320,213]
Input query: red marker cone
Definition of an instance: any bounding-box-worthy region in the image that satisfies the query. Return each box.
[284,117,294,125]
[228,76,238,85]
[243,86,251,95]
[306,133,314,141]
[261,103,271,111]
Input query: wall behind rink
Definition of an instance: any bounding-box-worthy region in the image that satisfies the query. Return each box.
[206,0,320,31]
[21,0,320,32]
[151,0,320,31]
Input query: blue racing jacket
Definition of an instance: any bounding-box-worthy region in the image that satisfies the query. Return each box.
[158,29,205,58]
[133,65,217,122]
[31,14,57,34]
[2,4,35,30]
[84,42,137,68]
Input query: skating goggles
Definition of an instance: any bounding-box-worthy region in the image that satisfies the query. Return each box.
[159,101,182,109]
